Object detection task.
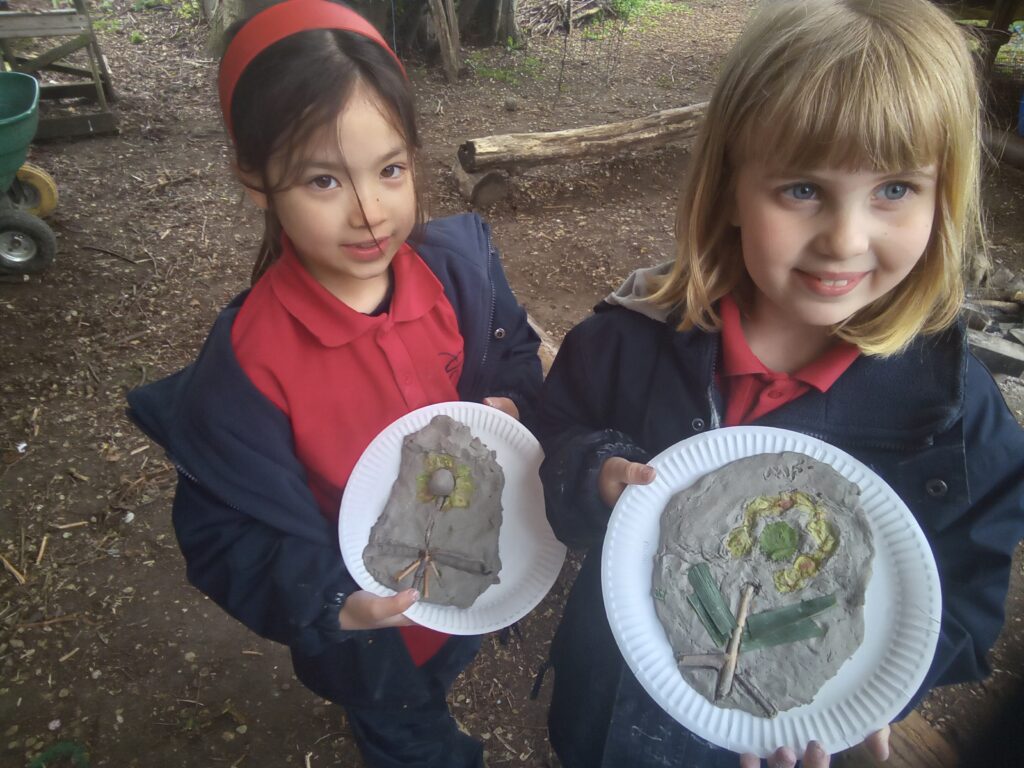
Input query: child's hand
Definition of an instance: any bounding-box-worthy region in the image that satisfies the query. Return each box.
[483,396,519,420]
[598,456,656,507]
[338,589,419,630]
[738,727,891,767]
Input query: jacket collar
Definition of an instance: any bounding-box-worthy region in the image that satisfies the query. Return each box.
[602,265,966,446]
[268,237,445,347]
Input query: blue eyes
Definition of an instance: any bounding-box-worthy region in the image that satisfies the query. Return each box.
[787,183,817,200]
[879,182,909,200]
[782,180,913,202]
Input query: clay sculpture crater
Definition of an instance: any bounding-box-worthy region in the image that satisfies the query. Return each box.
[652,452,875,717]
[363,414,504,608]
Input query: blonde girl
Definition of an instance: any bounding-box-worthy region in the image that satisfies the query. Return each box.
[534,0,1024,766]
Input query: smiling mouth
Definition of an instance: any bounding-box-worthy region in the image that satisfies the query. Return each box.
[343,237,390,259]
[797,271,866,296]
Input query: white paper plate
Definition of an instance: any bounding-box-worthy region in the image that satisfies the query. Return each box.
[602,426,941,757]
[339,401,565,635]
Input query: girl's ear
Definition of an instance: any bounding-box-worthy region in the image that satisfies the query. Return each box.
[232,162,269,210]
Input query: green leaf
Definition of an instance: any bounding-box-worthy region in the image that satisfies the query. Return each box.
[686,594,729,647]
[740,617,826,652]
[745,593,836,638]
[737,593,836,652]
[759,521,798,562]
[687,563,736,645]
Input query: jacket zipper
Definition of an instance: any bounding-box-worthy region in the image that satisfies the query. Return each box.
[172,459,246,512]
[480,229,498,371]
[801,432,935,452]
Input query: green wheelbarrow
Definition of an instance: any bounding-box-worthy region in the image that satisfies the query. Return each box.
[0,71,58,275]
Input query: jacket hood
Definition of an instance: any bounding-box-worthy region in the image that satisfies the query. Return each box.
[602,262,673,322]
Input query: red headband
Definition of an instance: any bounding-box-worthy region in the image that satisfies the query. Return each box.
[218,0,405,138]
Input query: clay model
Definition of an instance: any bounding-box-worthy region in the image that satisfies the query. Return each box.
[363,415,504,608]
[652,451,875,716]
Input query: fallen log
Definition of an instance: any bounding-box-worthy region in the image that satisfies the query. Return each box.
[967,329,1024,377]
[451,162,509,207]
[458,102,707,173]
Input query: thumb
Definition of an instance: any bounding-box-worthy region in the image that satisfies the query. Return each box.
[623,461,656,486]
[376,588,419,621]
[366,589,417,626]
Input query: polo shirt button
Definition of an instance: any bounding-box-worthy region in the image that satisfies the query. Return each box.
[691,418,705,431]
[766,389,784,399]
[925,478,948,497]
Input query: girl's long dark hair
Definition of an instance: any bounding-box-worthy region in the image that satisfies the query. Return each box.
[224,10,421,283]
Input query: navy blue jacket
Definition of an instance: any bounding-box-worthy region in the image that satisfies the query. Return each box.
[127,213,542,707]
[535,301,1024,766]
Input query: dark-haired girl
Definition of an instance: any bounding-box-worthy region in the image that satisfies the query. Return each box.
[127,2,541,766]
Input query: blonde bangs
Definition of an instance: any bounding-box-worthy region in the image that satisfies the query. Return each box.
[733,8,952,174]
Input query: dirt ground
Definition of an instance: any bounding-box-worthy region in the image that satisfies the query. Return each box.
[2,1,1024,766]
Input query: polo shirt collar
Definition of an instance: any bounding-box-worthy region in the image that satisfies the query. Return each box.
[268,237,445,347]
[720,293,860,392]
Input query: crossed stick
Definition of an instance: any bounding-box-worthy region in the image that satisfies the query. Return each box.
[676,583,779,718]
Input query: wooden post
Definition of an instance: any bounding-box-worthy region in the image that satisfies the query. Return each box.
[428,0,461,82]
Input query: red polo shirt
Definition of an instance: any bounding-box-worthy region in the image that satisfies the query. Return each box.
[232,238,464,665]
[719,294,860,426]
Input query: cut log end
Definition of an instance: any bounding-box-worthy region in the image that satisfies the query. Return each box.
[452,163,509,207]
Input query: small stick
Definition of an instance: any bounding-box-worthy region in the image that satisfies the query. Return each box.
[82,244,143,264]
[0,553,26,585]
[734,674,778,719]
[677,653,725,669]
[676,651,778,719]
[716,583,755,700]
[35,535,48,566]
[394,558,422,583]
[17,613,82,629]
[59,647,80,663]
[1,552,26,581]
[50,521,89,530]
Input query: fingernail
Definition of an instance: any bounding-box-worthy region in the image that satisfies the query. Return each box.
[642,467,656,482]
[807,741,825,758]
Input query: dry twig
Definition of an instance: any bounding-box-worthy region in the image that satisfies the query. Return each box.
[1,553,27,585]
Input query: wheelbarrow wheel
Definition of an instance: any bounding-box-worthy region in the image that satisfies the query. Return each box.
[0,209,57,274]
[14,163,59,218]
